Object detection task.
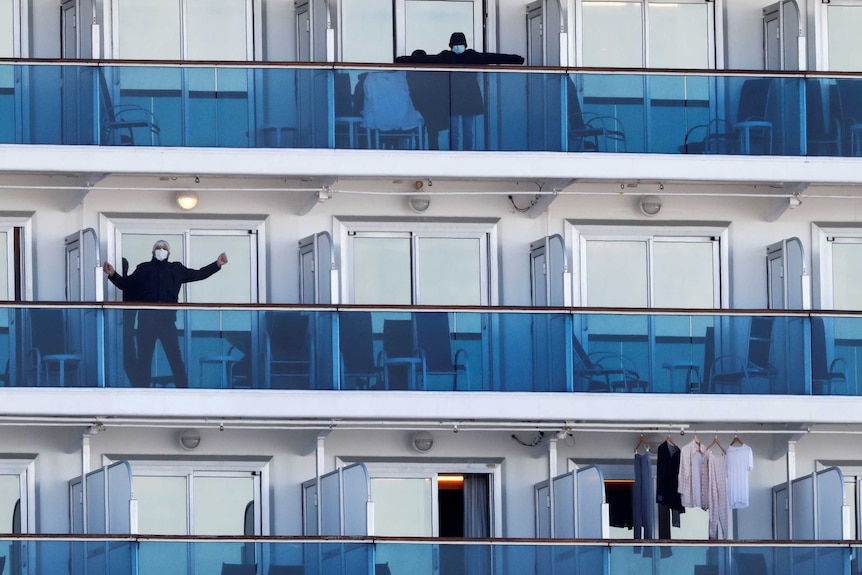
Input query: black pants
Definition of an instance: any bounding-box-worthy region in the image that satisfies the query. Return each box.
[135,310,188,387]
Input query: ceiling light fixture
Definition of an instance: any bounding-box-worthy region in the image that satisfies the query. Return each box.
[178,428,202,450]
[176,190,199,210]
[639,195,662,217]
[408,195,431,213]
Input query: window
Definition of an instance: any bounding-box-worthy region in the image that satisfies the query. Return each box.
[110,458,268,571]
[577,0,715,69]
[568,221,727,391]
[339,0,483,63]
[112,0,255,60]
[824,2,862,71]
[337,218,498,305]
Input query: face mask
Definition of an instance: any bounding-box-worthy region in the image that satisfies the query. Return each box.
[453,45,466,54]
[154,249,168,261]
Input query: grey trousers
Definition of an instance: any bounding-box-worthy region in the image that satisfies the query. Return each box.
[633,452,655,540]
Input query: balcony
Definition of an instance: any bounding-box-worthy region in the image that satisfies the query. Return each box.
[1,62,860,157]
[2,304,861,395]
[1,537,859,575]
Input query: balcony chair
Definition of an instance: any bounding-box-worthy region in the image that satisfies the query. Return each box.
[339,311,383,390]
[806,80,842,156]
[264,311,313,389]
[734,78,775,155]
[97,69,161,146]
[415,312,471,391]
[221,564,256,575]
[26,308,81,387]
[380,319,423,390]
[811,317,848,395]
[360,71,425,150]
[268,566,303,575]
[572,336,647,392]
[709,317,778,393]
[566,77,626,152]
[376,564,392,575]
[680,119,736,154]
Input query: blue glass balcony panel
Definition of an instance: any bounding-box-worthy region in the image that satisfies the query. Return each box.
[0,306,857,394]
[5,63,862,156]
[1,539,860,575]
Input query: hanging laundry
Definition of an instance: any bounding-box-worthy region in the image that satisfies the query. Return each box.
[633,450,655,540]
[726,440,754,509]
[678,438,704,508]
[707,449,729,539]
[656,440,685,534]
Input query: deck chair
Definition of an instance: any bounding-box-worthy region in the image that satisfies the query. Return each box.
[415,312,470,391]
[380,319,423,390]
[811,317,847,394]
[680,119,736,154]
[27,308,81,387]
[566,76,626,152]
[360,71,425,149]
[221,564,256,575]
[572,336,646,392]
[734,78,774,154]
[98,69,161,146]
[806,79,842,156]
[339,311,383,389]
[709,317,778,393]
[264,311,313,389]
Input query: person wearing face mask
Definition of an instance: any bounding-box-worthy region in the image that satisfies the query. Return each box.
[103,241,228,387]
[398,32,523,150]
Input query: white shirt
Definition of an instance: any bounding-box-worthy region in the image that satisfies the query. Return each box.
[726,443,754,509]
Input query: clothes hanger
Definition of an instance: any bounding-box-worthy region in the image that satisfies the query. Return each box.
[634,434,650,453]
[665,433,678,447]
[730,434,744,446]
[706,435,726,454]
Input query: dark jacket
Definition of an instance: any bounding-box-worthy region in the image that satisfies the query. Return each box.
[109,258,221,303]
[396,49,524,117]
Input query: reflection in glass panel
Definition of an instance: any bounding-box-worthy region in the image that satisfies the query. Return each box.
[406,0,474,55]
[186,0,247,61]
[417,238,481,305]
[585,241,647,307]
[0,0,12,58]
[353,237,412,304]
[342,0,393,63]
[582,1,642,67]
[653,241,714,308]
[832,243,862,311]
[117,0,181,59]
[649,3,708,69]
[827,6,862,72]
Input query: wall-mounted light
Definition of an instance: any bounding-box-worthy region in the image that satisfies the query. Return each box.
[408,195,431,213]
[639,195,662,217]
[411,431,434,453]
[179,428,202,450]
[176,190,199,210]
